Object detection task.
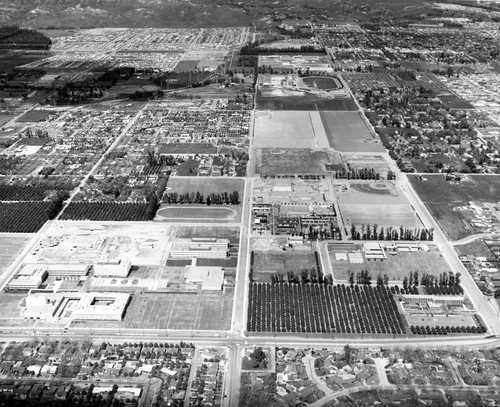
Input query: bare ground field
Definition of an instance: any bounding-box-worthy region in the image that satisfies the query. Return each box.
[0,235,32,275]
[253,110,330,149]
[328,243,451,281]
[255,148,343,175]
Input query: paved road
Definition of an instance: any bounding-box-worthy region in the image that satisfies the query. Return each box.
[302,355,333,395]
[452,232,500,246]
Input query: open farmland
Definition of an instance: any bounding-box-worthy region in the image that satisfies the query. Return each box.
[408,175,500,240]
[256,90,358,111]
[247,283,405,335]
[337,182,421,229]
[256,148,343,176]
[320,111,384,152]
[253,111,329,149]
[60,202,153,221]
[328,243,452,281]
[124,293,232,330]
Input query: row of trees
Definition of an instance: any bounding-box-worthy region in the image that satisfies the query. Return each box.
[24,128,49,138]
[350,224,434,241]
[163,191,240,205]
[333,167,381,180]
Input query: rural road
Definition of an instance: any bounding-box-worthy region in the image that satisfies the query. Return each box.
[452,232,500,246]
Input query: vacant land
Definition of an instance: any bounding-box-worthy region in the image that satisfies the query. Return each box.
[337,182,421,228]
[320,111,385,152]
[328,243,451,281]
[166,177,244,197]
[409,175,500,240]
[156,205,239,222]
[252,251,317,282]
[0,235,31,275]
[254,110,329,149]
[436,91,474,110]
[256,148,343,175]
[124,293,232,330]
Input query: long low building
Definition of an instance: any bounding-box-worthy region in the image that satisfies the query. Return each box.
[24,292,130,321]
[170,237,229,259]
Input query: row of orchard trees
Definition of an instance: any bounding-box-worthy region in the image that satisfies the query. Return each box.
[350,224,434,241]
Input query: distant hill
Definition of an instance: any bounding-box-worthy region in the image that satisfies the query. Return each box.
[0,0,252,29]
[1,0,498,29]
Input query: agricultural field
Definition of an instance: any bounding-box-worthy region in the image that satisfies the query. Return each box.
[0,202,54,233]
[255,148,343,176]
[0,236,32,275]
[256,90,358,111]
[60,202,153,221]
[0,180,77,201]
[320,111,384,152]
[327,243,452,281]
[253,111,329,149]
[251,250,319,283]
[409,175,500,240]
[336,181,421,229]
[247,283,405,334]
[124,292,233,330]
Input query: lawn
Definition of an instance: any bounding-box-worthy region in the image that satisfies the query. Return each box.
[123,292,233,331]
[320,111,385,152]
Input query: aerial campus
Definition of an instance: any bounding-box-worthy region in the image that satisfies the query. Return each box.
[2,0,500,406]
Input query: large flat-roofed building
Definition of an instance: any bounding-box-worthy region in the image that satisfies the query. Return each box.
[94,259,131,278]
[71,293,130,321]
[402,294,464,307]
[185,266,224,291]
[46,263,90,277]
[363,242,387,261]
[8,267,48,291]
[170,238,229,259]
[24,292,130,321]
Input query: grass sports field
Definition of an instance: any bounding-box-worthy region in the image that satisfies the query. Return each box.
[337,181,421,229]
[409,174,500,240]
[252,251,317,282]
[124,293,233,330]
[156,205,239,222]
[320,111,385,152]
[253,111,329,149]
